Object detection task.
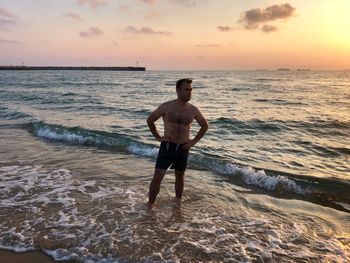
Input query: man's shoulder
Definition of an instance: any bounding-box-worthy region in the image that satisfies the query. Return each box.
[160,100,176,108]
[188,102,199,111]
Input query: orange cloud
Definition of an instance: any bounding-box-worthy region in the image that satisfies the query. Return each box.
[79,27,103,37]
[196,44,219,47]
[124,25,172,35]
[217,26,235,32]
[261,24,278,33]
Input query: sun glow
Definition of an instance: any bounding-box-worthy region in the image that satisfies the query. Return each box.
[318,1,350,50]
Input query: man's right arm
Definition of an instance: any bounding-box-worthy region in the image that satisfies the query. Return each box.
[147,104,167,142]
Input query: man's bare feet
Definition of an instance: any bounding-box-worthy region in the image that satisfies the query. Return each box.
[147,202,154,211]
[174,197,182,209]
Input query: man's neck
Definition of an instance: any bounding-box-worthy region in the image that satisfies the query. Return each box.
[176,98,188,107]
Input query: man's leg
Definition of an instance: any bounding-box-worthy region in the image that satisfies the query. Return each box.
[175,170,185,206]
[148,168,167,208]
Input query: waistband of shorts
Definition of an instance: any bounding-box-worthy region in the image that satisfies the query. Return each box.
[160,141,187,147]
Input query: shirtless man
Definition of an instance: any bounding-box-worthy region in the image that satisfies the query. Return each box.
[147,78,208,209]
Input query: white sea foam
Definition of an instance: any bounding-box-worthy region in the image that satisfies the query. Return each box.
[334,202,350,211]
[36,126,95,144]
[240,166,308,194]
[33,124,311,197]
[206,161,309,195]
[0,164,145,262]
[34,124,159,159]
[127,144,158,157]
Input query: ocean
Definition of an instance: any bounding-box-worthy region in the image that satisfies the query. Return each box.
[0,70,349,262]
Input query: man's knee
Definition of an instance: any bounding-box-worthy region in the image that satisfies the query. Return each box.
[152,169,166,183]
[175,170,185,180]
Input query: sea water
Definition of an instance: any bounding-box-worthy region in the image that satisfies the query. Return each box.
[0,70,349,262]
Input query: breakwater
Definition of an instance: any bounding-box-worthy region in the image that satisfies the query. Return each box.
[0,66,146,71]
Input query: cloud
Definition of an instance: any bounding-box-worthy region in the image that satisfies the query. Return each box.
[79,27,103,37]
[238,3,295,30]
[124,25,172,35]
[77,0,108,9]
[196,44,219,47]
[144,10,161,20]
[0,38,21,44]
[118,4,130,10]
[261,24,278,33]
[0,6,17,18]
[0,6,18,30]
[62,12,82,20]
[138,0,195,6]
[171,0,196,7]
[141,0,158,4]
[0,18,17,30]
[217,25,236,32]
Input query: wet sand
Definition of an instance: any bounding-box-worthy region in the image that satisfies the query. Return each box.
[0,249,77,263]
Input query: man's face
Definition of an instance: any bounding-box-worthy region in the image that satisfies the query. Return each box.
[178,82,192,102]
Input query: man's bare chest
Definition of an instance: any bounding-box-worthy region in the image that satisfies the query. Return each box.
[164,110,194,126]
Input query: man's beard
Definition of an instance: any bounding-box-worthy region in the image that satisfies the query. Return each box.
[182,96,191,102]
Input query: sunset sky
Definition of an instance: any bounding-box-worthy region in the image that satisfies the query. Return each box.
[0,0,349,70]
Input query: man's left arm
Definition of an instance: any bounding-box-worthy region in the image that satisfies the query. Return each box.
[183,107,209,150]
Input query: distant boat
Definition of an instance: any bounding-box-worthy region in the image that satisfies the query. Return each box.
[297,68,311,71]
[277,68,290,71]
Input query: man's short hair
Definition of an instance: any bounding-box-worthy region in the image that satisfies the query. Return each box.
[176,78,192,89]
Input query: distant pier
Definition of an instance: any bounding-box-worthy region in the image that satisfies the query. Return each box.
[0,66,146,71]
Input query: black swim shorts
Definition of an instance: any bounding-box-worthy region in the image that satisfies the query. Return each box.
[155,141,189,172]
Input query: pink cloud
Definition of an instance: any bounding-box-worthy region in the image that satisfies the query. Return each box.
[79,27,103,37]
[62,12,82,20]
[0,38,21,44]
[124,25,172,35]
[0,18,17,30]
[0,6,17,18]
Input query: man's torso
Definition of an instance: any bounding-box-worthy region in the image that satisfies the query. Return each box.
[162,100,196,144]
